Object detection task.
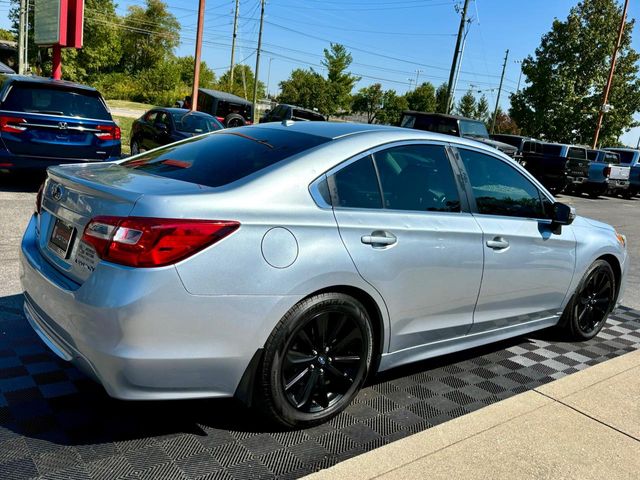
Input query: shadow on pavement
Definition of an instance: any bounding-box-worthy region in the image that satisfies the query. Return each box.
[0,172,45,193]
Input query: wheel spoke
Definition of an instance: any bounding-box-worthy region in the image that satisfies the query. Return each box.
[316,372,330,408]
[316,314,329,348]
[285,367,309,392]
[326,314,347,347]
[325,363,354,384]
[286,351,316,365]
[333,328,361,354]
[297,329,315,352]
[596,282,611,296]
[332,355,361,363]
[296,368,319,408]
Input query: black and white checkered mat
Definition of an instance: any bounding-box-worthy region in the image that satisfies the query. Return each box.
[1,293,639,480]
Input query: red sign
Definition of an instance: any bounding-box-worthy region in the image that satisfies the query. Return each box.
[66,0,84,49]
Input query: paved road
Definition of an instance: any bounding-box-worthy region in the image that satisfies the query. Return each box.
[108,107,145,119]
[0,175,637,310]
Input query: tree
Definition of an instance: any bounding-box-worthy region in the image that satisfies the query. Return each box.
[176,56,216,89]
[435,83,449,113]
[404,82,436,112]
[509,0,640,146]
[456,90,477,118]
[378,90,409,126]
[121,0,180,72]
[352,84,384,123]
[278,69,328,113]
[491,107,521,135]
[322,43,360,115]
[217,64,266,100]
[475,95,490,123]
[0,29,15,41]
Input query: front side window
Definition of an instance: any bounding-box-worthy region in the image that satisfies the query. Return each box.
[373,145,460,212]
[328,156,382,209]
[458,148,546,219]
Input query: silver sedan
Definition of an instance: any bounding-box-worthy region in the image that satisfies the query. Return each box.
[20,122,628,428]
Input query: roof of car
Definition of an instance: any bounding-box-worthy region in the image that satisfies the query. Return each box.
[0,61,14,74]
[605,147,639,152]
[0,74,99,92]
[402,111,483,122]
[198,88,252,105]
[157,107,214,116]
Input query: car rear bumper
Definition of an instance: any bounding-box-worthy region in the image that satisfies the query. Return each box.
[20,214,294,400]
[0,151,121,172]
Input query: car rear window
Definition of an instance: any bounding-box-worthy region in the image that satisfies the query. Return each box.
[542,144,562,156]
[121,127,330,187]
[2,83,111,120]
[608,150,635,164]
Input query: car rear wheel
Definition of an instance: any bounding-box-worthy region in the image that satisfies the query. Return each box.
[561,260,616,341]
[257,293,373,428]
[225,114,246,128]
[131,139,142,156]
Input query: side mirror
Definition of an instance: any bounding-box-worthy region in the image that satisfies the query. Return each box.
[551,202,576,226]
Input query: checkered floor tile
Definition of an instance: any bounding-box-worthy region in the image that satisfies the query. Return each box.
[0,293,639,480]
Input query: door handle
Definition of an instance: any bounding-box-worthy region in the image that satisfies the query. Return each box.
[361,231,397,247]
[486,237,509,250]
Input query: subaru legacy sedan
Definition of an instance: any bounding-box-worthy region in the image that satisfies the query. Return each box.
[20,122,627,428]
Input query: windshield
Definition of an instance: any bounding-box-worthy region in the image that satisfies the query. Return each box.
[2,83,111,120]
[171,111,223,134]
[459,120,489,138]
[121,127,330,187]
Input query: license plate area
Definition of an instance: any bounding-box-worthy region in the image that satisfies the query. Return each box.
[49,218,76,258]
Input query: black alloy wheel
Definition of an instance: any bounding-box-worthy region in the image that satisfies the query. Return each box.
[563,260,616,340]
[258,293,373,428]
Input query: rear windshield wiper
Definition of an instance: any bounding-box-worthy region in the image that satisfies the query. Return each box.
[25,109,65,116]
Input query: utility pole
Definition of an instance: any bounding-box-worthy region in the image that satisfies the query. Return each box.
[414,69,423,89]
[446,0,470,114]
[593,0,629,149]
[229,0,239,90]
[18,0,26,74]
[266,57,273,98]
[191,0,206,111]
[515,60,523,92]
[491,49,509,134]
[252,0,265,123]
[449,18,471,113]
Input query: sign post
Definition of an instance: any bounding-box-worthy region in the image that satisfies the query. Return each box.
[34,0,84,80]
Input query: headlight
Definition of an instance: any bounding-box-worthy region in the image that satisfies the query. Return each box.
[615,231,626,248]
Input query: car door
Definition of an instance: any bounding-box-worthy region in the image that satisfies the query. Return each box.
[453,147,576,334]
[329,142,484,353]
[152,111,172,148]
[140,110,158,150]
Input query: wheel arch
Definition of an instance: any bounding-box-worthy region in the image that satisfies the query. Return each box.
[597,253,622,301]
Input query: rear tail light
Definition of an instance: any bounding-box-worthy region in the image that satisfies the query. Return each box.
[95,124,121,141]
[0,115,27,134]
[35,182,45,215]
[603,166,611,178]
[82,216,240,268]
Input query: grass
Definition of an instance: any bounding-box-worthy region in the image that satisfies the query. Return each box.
[106,99,153,112]
[113,116,134,156]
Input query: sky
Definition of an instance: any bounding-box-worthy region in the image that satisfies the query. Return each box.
[1,0,639,145]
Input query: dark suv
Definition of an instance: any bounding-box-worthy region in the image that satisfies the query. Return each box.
[0,75,121,172]
[197,88,252,127]
[400,111,518,158]
[261,104,326,123]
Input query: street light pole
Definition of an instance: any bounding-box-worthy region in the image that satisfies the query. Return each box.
[592,0,629,149]
[191,0,206,111]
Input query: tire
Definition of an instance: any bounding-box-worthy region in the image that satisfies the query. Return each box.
[257,293,374,428]
[560,260,616,341]
[224,114,246,128]
[130,139,141,156]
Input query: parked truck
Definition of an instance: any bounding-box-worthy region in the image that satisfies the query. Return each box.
[604,148,640,198]
[519,143,590,194]
[583,149,630,198]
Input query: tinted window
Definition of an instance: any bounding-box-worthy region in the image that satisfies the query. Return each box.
[400,114,416,128]
[605,153,620,165]
[567,147,587,160]
[587,150,598,161]
[144,111,158,123]
[374,145,460,212]
[459,149,545,219]
[459,120,489,138]
[328,156,382,209]
[171,111,222,133]
[3,83,111,120]
[542,144,562,156]
[121,127,330,187]
[493,135,522,148]
[293,109,324,121]
[156,111,171,127]
[607,150,635,164]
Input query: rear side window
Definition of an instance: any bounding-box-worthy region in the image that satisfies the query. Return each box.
[293,109,324,121]
[328,156,382,209]
[121,127,330,187]
[587,150,598,161]
[542,144,562,156]
[374,144,460,212]
[2,83,111,120]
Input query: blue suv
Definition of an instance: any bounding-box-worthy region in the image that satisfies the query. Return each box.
[0,75,121,173]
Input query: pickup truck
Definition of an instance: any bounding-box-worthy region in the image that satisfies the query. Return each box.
[584,149,630,198]
[519,143,590,194]
[490,134,540,164]
[605,148,640,198]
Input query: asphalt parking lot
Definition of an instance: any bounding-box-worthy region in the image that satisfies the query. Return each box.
[0,174,638,480]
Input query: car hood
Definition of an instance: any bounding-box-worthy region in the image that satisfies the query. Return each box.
[465,136,518,154]
[573,215,615,233]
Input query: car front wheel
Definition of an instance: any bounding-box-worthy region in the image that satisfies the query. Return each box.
[561,259,616,340]
[258,293,373,428]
